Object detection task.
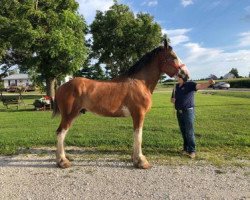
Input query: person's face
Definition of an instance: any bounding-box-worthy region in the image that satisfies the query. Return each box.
[177,76,184,84]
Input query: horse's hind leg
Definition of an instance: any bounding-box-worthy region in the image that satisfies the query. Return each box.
[56,115,76,168]
[56,125,71,168]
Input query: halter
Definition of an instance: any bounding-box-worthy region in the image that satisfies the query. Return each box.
[166,60,186,70]
[163,59,186,77]
[161,44,188,77]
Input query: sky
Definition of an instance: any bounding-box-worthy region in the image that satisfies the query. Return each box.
[76,0,250,79]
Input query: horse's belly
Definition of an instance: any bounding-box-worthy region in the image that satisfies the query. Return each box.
[88,105,131,117]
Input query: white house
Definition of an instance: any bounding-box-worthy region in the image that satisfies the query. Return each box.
[2,74,32,89]
[223,73,235,79]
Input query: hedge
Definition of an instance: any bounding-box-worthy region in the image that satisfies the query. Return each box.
[161,78,250,88]
[226,78,250,88]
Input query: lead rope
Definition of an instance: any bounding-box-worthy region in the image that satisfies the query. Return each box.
[172,81,177,118]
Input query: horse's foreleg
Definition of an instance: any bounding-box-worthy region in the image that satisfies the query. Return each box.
[56,126,71,168]
[132,115,151,169]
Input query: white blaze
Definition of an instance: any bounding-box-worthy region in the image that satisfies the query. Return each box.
[177,56,190,77]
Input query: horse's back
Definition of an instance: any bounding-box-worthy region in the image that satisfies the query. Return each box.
[55,77,152,117]
[56,77,90,97]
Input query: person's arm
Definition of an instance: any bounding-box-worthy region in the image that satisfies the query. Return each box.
[196,79,215,90]
[170,88,175,104]
[171,97,175,104]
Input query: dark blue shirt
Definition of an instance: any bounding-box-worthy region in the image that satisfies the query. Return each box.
[172,81,197,110]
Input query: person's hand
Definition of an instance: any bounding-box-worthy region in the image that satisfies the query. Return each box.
[171,98,176,104]
[209,79,215,85]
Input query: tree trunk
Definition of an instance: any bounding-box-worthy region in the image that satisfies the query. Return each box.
[46,77,56,98]
[0,90,3,101]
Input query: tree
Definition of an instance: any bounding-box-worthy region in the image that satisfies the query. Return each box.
[74,62,106,80]
[90,2,163,78]
[0,82,4,100]
[0,0,88,97]
[208,74,218,80]
[229,68,239,78]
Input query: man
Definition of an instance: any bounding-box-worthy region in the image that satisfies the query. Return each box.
[171,70,215,158]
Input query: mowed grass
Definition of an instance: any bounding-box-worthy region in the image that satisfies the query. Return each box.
[0,89,249,166]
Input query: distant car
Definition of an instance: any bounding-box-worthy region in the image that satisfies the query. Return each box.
[25,85,36,92]
[213,82,230,89]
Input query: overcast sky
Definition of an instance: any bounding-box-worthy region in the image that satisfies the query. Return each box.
[76,0,250,79]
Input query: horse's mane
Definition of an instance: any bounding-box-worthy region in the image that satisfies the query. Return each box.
[124,46,163,77]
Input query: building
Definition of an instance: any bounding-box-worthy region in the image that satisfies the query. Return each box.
[2,74,32,89]
[223,73,235,79]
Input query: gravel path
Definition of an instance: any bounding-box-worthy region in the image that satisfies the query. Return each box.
[0,153,249,200]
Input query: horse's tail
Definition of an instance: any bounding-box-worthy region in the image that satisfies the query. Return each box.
[52,98,60,118]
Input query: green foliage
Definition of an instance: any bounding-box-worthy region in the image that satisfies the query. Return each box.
[226,78,250,88]
[211,91,250,98]
[74,64,106,80]
[90,2,163,78]
[0,81,4,96]
[0,0,88,95]
[229,68,239,78]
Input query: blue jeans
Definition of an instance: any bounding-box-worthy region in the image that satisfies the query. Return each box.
[176,108,196,153]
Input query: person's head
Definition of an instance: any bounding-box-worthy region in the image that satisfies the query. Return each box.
[177,69,189,83]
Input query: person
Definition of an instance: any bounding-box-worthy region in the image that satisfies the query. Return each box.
[171,70,215,158]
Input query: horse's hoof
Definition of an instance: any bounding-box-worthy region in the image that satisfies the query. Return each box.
[140,162,151,169]
[57,159,72,169]
[133,157,151,169]
[136,161,151,169]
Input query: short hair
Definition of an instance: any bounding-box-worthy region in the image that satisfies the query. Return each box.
[178,69,189,82]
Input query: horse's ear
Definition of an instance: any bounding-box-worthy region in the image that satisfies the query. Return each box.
[164,39,169,49]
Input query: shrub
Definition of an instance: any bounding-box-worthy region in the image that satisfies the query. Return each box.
[227,78,250,88]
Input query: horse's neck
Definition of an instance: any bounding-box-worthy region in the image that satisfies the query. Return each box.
[134,63,161,93]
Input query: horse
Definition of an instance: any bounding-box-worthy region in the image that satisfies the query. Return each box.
[53,39,189,169]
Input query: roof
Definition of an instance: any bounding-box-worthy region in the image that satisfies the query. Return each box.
[2,74,29,80]
[223,73,235,79]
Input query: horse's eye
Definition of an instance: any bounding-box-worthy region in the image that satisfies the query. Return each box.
[167,56,177,61]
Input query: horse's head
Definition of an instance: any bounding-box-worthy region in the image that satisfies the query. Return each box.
[159,39,189,78]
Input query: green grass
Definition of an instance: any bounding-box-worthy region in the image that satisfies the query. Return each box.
[0,90,249,166]
[210,90,250,98]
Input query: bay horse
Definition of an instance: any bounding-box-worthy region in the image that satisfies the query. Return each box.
[53,39,188,169]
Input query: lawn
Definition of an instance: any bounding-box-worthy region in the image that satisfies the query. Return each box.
[0,89,249,166]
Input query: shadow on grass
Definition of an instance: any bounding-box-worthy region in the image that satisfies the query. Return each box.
[196,103,250,107]
[1,94,43,100]
[152,103,250,111]
[0,107,53,113]
[0,108,35,112]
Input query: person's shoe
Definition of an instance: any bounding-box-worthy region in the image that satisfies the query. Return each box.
[188,152,196,159]
[180,150,188,156]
